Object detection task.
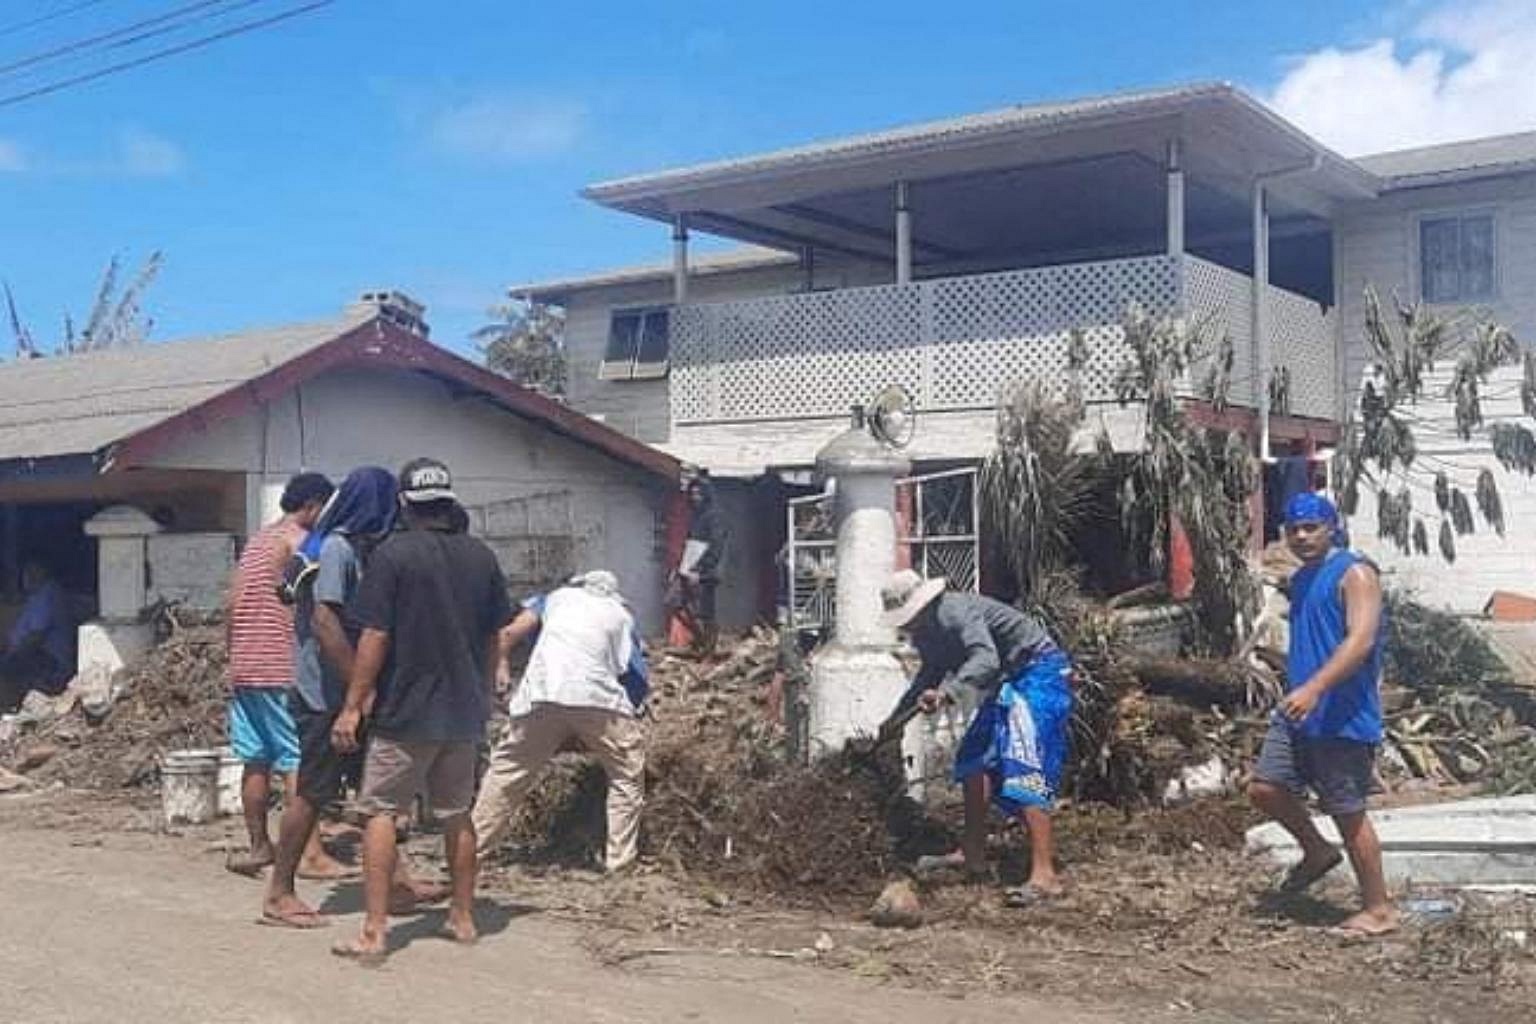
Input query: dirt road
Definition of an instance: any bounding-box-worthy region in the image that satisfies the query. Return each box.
[0,826,1111,1024]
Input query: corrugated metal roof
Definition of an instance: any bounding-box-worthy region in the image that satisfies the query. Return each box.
[584,83,1230,202]
[509,245,797,301]
[0,314,363,462]
[1355,131,1536,188]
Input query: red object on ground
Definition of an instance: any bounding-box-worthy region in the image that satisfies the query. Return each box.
[1485,591,1536,622]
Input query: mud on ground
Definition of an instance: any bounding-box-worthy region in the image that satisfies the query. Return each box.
[5,787,1530,1024]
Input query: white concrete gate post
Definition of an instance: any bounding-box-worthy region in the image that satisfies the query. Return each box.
[806,409,911,758]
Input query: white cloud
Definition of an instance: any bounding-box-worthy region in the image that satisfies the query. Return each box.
[115,127,185,177]
[0,127,184,177]
[0,139,25,172]
[429,95,586,164]
[1267,0,1536,155]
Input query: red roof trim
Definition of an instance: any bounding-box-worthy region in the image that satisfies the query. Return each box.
[107,318,681,481]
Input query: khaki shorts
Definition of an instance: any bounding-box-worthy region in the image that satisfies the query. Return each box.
[356,736,478,819]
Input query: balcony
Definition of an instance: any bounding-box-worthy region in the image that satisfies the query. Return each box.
[669,254,1335,426]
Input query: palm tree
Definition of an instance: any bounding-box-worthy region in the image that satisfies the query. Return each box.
[474,299,567,397]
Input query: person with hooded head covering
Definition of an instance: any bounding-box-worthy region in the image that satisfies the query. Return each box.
[1249,492,1397,938]
[262,466,404,928]
[470,569,649,875]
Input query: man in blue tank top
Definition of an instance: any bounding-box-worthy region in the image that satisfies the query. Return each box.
[1248,493,1398,936]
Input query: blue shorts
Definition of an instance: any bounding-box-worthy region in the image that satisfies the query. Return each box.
[954,649,1074,813]
[228,686,301,773]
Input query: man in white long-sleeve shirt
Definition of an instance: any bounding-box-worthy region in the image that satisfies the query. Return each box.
[471,570,648,872]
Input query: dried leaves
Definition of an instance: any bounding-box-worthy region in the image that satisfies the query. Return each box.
[1338,287,1525,560]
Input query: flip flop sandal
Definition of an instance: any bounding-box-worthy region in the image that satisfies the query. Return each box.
[1278,851,1344,894]
[257,909,329,930]
[225,855,274,878]
[1327,923,1399,942]
[331,940,388,967]
[1004,884,1057,908]
[436,926,479,946]
[296,864,361,882]
[914,853,968,875]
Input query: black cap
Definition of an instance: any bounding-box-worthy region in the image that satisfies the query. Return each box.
[398,458,456,503]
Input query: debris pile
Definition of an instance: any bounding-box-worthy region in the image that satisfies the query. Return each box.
[3,615,228,789]
[1381,596,1536,794]
[492,630,950,899]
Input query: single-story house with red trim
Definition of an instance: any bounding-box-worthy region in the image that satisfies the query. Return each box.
[0,292,683,662]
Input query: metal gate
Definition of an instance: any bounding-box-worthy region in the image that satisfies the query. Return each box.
[896,467,981,592]
[786,466,979,632]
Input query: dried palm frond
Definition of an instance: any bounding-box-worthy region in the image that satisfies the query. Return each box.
[981,381,1101,606]
[1476,469,1505,536]
[1450,488,1475,536]
[1337,286,1523,557]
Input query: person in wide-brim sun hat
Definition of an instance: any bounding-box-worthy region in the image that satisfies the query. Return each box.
[879,569,1075,908]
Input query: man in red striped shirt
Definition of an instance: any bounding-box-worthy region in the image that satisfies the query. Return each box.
[225,473,337,877]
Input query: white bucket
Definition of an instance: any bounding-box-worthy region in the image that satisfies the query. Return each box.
[216,747,243,818]
[161,748,220,825]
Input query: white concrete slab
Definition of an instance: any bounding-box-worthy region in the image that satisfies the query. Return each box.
[1246,795,1536,886]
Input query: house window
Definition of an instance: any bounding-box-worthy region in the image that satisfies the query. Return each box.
[600,308,669,381]
[1420,213,1495,304]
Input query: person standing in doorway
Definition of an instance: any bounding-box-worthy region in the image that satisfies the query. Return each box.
[1248,493,1398,937]
[330,458,513,964]
[676,475,726,659]
[224,472,340,877]
[0,561,76,713]
[472,570,648,874]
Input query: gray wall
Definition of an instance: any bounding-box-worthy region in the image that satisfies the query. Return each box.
[143,364,673,632]
[1336,171,1536,611]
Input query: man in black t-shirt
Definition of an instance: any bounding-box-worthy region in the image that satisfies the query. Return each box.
[330,458,512,964]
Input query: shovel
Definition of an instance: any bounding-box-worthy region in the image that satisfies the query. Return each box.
[845,700,924,768]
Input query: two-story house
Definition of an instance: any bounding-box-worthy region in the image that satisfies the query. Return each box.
[513,82,1536,622]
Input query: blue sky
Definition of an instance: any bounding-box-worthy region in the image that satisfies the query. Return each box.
[0,0,1528,355]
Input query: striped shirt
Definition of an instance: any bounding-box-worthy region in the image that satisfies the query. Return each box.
[228,519,304,687]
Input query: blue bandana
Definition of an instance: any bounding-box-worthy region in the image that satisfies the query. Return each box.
[1283,491,1339,528]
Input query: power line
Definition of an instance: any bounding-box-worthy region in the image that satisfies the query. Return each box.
[0,0,335,110]
[0,0,258,78]
[0,1,115,40]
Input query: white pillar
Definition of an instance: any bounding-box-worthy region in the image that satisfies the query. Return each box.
[83,505,162,622]
[1166,139,1185,258]
[79,505,162,685]
[1252,181,1271,460]
[895,181,913,285]
[806,414,911,758]
[672,214,689,305]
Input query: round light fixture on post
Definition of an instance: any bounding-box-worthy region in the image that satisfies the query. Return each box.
[867,384,917,449]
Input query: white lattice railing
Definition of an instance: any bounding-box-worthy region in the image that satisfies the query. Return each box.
[671,253,1336,425]
[1183,256,1336,420]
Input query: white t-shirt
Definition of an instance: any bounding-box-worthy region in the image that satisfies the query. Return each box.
[509,586,636,718]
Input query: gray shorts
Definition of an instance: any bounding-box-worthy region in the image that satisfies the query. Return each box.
[356,736,478,820]
[1253,717,1376,817]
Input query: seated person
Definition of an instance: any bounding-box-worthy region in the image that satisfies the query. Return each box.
[0,562,76,712]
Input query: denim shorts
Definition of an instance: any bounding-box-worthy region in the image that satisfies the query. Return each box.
[1253,716,1375,817]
